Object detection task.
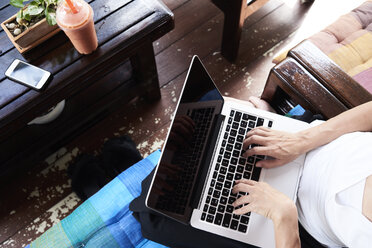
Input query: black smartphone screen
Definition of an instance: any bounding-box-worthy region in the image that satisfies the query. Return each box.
[10,61,45,87]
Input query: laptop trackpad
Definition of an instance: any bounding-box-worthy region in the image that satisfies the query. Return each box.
[262,155,304,201]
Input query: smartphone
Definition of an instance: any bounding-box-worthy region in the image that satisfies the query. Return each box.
[5,59,52,90]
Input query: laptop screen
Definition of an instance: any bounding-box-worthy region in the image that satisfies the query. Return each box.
[146,56,224,223]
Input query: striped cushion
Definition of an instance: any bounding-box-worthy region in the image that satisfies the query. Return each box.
[26,150,167,248]
[274,1,372,94]
[308,1,372,93]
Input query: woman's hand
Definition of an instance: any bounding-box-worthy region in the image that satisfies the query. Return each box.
[232,179,296,223]
[232,179,300,248]
[243,127,310,168]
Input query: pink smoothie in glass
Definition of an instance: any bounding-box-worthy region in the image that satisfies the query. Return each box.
[56,0,98,54]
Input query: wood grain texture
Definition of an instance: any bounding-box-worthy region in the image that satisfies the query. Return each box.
[0,62,138,183]
[0,0,174,179]
[211,0,246,61]
[162,0,189,11]
[154,0,290,87]
[289,41,372,109]
[153,0,220,55]
[0,0,320,246]
[211,0,271,61]
[238,0,312,62]
[0,0,135,110]
[0,0,173,109]
[0,0,181,245]
[262,57,348,118]
[262,40,372,119]
[261,0,372,119]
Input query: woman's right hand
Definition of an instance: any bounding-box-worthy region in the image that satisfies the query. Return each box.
[232,180,301,248]
[243,127,310,168]
[232,179,297,222]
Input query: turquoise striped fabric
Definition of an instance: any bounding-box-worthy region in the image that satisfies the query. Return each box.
[26,150,167,248]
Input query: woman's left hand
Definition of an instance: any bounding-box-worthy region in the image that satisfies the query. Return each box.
[232,179,296,223]
[243,127,309,168]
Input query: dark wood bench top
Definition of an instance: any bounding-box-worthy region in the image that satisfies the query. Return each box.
[0,0,173,140]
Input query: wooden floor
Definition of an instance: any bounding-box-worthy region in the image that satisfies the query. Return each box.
[0,0,363,247]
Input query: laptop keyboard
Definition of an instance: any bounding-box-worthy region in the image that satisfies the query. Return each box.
[201,109,273,233]
[156,107,215,214]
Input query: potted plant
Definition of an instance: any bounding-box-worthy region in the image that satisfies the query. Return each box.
[1,0,61,53]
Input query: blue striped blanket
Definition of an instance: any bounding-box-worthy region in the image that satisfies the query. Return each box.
[26,150,166,248]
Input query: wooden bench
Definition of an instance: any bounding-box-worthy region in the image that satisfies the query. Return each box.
[261,0,372,119]
[0,0,174,184]
[211,0,269,62]
[262,41,372,119]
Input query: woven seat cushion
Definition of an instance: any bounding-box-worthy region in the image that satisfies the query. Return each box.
[307,0,372,93]
[273,1,372,93]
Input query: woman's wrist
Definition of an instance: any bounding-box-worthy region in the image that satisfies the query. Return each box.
[272,203,300,248]
[297,124,329,154]
[295,130,315,154]
[272,200,298,225]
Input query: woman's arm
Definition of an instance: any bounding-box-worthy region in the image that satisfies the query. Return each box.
[243,101,372,168]
[273,210,300,248]
[232,180,300,248]
[299,100,372,151]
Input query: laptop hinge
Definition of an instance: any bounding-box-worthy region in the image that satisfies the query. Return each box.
[190,114,225,210]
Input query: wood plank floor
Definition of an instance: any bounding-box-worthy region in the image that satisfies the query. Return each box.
[0,0,363,247]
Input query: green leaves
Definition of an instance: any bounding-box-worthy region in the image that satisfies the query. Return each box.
[45,0,59,5]
[10,0,60,26]
[45,6,56,26]
[10,0,24,8]
[16,8,23,19]
[27,3,44,15]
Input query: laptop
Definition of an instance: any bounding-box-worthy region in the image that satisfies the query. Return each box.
[146,56,309,247]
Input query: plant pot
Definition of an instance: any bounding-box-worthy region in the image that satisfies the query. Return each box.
[1,13,61,54]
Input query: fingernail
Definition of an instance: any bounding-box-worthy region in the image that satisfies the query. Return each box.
[256,164,261,167]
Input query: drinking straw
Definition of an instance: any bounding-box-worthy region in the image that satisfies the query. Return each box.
[65,0,78,14]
